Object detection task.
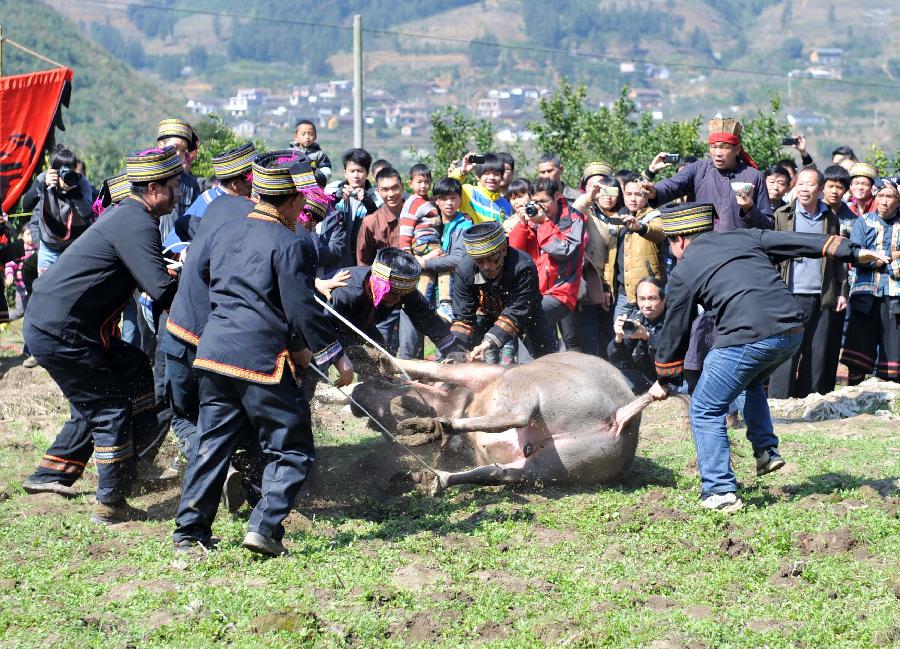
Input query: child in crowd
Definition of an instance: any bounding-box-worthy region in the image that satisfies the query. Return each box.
[291,119,333,182]
[449,153,512,224]
[5,226,38,367]
[398,164,452,307]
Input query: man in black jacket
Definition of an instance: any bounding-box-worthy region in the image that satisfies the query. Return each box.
[608,277,667,394]
[173,156,353,559]
[451,222,555,361]
[648,202,888,512]
[21,146,182,524]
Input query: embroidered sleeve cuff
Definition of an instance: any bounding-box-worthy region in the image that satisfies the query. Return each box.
[655,359,685,382]
[314,341,343,367]
[821,234,845,259]
[450,321,474,347]
[434,334,460,353]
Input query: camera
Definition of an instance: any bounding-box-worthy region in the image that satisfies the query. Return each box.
[621,319,639,335]
[663,153,681,164]
[468,153,487,164]
[58,165,79,187]
[780,137,799,146]
[524,201,539,217]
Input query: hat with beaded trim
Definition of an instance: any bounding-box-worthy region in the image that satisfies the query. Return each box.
[157,118,199,152]
[251,150,306,196]
[463,221,508,259]
[212,142,257,180]
[369,247,420,306]
[99,172,131,207]
[301,186,334,223]
[124,146,183,184]
[848,162,878,181]
[659,202,716,237]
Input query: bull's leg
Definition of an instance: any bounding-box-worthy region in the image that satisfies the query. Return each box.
[444,409,534,434]
[393,358,508,393]
[432,458,529,492]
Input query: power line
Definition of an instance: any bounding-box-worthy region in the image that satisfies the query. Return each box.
[78,0,900,91]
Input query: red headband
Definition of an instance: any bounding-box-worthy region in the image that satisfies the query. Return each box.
[707,133,758,169]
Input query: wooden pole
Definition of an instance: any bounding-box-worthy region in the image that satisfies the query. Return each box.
[353,15,363,148]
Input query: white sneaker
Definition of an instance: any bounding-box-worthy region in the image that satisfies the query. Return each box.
[700,492,742,513]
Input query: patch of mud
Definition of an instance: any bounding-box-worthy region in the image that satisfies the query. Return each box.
[649,639,708,649]
[470,569,554,594]
[79,612,128,634]
[746,619,796,634]
[646,595,676,611]
[684,605,713,620]
[17,492,74,518]
[796,527,863,556]
[391,563,445,594]
[529,526,575,545]
[107,579,178,601]
[474,619,509,642]
[768,560,806,587]
[389,610,459,643]
[719,535,753,557]
[85,539,127,560]
[249,608,320,634]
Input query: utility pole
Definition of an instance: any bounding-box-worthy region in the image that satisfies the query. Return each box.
[353,15,363,148]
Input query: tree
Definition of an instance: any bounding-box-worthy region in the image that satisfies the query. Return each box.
[740,95,791,170]
[781,37,804,60]
[528,82,705,187]
[192,114,266,179]
[428,107,494,177]
[467,33,500,69]
[781,0,793,28]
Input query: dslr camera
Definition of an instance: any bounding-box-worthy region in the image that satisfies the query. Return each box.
[58,165,79,187]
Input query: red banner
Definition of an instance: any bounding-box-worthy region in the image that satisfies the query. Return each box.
[0,67,74,213]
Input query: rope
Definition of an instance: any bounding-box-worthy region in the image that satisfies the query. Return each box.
[305,362,440,478]
[3,37,66,69]
[314,295,413,383]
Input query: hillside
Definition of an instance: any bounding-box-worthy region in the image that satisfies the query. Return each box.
[0,0,181,178]
[17,0,900,169]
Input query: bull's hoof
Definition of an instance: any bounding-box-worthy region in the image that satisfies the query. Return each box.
[397,416,438,437]
[345,345,395,377]
[426,470,450,495]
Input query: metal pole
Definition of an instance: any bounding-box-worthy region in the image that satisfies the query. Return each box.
[1,25,5,78]
[352,14,363,148]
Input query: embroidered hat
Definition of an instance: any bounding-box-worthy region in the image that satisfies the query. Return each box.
[99,172,130,207]
[463,221,508,258]
[369,247,420,306]
[659,202,716,237]
[848,162,878,181]
[251,150,317,196]
[212,142,257,180]
[580,161,614,189]
[124,146,184,183]
[157,118,199,152]
[301,186,334,223]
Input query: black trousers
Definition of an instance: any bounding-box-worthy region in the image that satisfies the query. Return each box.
[162,333,200,461]
[841,296,900,383]
[173,369,315,544]
[24,323,161,503]
[768,294,843,398]
[577,303,614,358]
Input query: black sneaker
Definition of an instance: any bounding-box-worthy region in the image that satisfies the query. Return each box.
[242,531,289,557]
[755,447,786,477]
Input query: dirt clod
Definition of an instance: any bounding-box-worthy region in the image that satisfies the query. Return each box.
[719,536,753,557]
[796,527,859,555]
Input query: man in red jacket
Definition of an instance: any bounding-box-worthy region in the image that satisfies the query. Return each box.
[508,177,586,351]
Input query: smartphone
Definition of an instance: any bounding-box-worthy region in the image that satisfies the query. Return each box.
[468,153,487,164]
[780,137,799,146]
[663,153,681,164]
[606,217,625,226]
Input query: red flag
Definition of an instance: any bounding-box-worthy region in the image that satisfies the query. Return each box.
[0,67,74,213]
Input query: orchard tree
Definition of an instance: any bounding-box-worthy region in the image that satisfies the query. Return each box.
[428,107,494,176]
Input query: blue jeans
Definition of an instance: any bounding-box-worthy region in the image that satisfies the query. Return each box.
[690,328,802,496]
[37,245,61,274]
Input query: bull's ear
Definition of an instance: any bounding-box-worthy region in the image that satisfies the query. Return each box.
[442,351,468,365]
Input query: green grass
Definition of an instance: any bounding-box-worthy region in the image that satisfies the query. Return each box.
[0,333,897,646]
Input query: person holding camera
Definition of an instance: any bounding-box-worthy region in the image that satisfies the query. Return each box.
[508,177,586,352]
[448,153,512,225]
[31,146,95,274]
[608,277,667,394]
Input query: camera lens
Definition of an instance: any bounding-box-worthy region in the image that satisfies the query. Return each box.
[622,320,637,334]
[524,203,538,217]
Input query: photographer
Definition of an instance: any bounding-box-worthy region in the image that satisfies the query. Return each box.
[508,177,585,352]
[608,277,667,394]
[31,146,95,273]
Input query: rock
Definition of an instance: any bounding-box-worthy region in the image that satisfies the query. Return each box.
[315,383,358,406]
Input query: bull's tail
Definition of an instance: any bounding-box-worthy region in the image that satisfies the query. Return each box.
[612,392,690,437]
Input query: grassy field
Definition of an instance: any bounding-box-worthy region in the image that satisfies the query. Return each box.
[0,325,897,648]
